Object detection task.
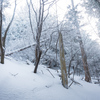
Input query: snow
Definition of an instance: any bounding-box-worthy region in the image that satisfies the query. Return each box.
[0,58,100,100]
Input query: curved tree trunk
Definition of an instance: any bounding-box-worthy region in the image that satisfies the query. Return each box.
[0,0,16,64]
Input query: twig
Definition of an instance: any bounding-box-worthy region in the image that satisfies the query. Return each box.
[9,72,18,77]
[47,69,55,78]
[69,81,74,87]
[71,78,82,86]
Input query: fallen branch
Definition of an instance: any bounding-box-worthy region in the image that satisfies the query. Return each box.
[5,40,46,56]
[94,82,100,84]
[94,78,100,84]
[47,69,55,78]
[26,60,33,65]
[69,81,74,88]
[5,43,35,56]
[70,78,82,86]
[68,78,83,88]
[9,72,18,77]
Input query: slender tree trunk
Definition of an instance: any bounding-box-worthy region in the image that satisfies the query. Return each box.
[59,32,68,89]
[79,40,91,82]
[1,39,5,64]
[68,53,76,77]
[71,0,91,82]
[34,43,42,73]
[68,56,74,77]
[34,24,42,73]
[68,60,71,78]
[0,0,4,64]
[1,48,4,64]
[0,0,16,64]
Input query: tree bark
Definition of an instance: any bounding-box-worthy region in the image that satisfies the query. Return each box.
[1,48,4,64]
[59,32,68,89]
[34,45,42,73]
[0,0,4,64]
[68,59,72,78]
[79,40,91,82]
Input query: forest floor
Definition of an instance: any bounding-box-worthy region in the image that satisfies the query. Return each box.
[0,58,100,100]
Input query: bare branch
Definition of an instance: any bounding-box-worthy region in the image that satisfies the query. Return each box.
[0,0,3,49]
[44,0,59,6]
[47,69,55,78]
[26,0,36,41]
[30,0,37,22]
[41,30,57,58]
[43,9,49,22]
[3,0,17,47]
[43,0,59,22]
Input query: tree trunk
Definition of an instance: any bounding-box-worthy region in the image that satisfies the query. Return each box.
[59,32,68,89]
[68,53,75,77]
[34,31,42,73]
[1,47,4,64]
[34,44,42,73]
[0,0,16,64]
[71,0,91,82]
[79,40,91,82]
[68,60,72,78]
[0,0,3,64]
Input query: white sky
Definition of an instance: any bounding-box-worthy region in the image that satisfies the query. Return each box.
[7,0,80,20]
[50,0,81,20]
[6,0,100,41]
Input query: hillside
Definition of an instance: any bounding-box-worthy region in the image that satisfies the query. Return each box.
[0,58,100,100]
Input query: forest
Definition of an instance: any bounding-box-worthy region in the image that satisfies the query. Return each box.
[0,0,100,100]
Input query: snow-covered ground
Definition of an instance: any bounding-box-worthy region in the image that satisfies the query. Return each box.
[0,58,100,100]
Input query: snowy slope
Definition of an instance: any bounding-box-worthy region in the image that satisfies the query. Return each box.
[0,58,100,100]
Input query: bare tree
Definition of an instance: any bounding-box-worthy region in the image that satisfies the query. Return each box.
[0,0,17,64]
[26,0,58,73]
[71,0,91,82]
